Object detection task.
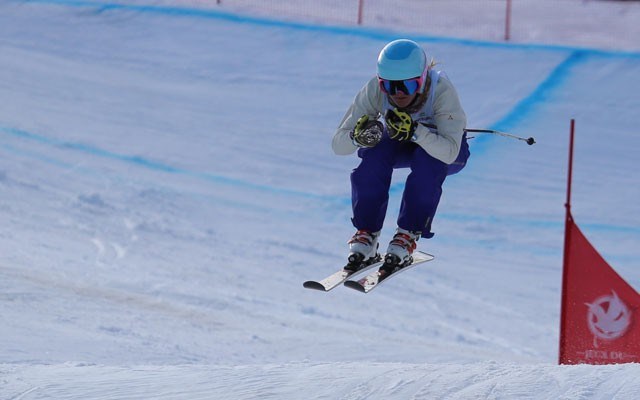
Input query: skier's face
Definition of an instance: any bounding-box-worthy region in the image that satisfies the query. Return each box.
[389,92,417,109]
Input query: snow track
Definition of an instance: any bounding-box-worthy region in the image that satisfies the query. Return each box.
[3,362,640,399]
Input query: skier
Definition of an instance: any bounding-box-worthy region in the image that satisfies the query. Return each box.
[332,38,470,269]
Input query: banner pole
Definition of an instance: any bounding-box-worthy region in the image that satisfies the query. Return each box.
[558,119,576,364]
[565,119,575,212]
[505,0,512,41]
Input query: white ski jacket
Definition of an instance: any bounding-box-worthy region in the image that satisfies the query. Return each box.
[332,71,467,165]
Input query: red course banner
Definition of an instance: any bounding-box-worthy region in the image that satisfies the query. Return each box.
[559,214,640,364]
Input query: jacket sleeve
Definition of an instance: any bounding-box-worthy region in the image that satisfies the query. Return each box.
[332,77,383,155]
[412,75,467,164]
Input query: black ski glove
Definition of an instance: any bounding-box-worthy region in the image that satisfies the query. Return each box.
[385,108,416,141]
[350,115,383,148]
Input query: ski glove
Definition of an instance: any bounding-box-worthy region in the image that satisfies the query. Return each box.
[350,115,383,148]
[385,108,416,141]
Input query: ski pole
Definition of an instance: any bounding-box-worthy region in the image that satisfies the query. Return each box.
[464,128,536,145]
[419,122,535,145]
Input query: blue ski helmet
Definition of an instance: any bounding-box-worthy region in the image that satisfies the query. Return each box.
[377,39,428,82]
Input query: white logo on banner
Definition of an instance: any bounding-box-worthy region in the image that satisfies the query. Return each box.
[586,291,631,347]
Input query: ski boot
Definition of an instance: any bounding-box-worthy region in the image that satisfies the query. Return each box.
[345,230,381,272]
[381,228,420,276]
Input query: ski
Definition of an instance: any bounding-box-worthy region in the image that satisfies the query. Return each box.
[303,254,383,292]
[344,251,434,293]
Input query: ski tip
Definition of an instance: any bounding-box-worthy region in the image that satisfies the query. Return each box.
[343,280,366,293]
[414,250,435,261]
[303,281,329,291]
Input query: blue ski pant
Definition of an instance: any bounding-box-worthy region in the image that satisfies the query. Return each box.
[351,133,469,238]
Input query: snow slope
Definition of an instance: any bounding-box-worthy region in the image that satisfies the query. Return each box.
[1,1,639,398]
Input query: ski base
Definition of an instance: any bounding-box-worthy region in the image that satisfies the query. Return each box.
[344,251,434,293]
[303,254,383,292]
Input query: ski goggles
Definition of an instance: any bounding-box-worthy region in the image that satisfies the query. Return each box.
[378,76,423,95]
